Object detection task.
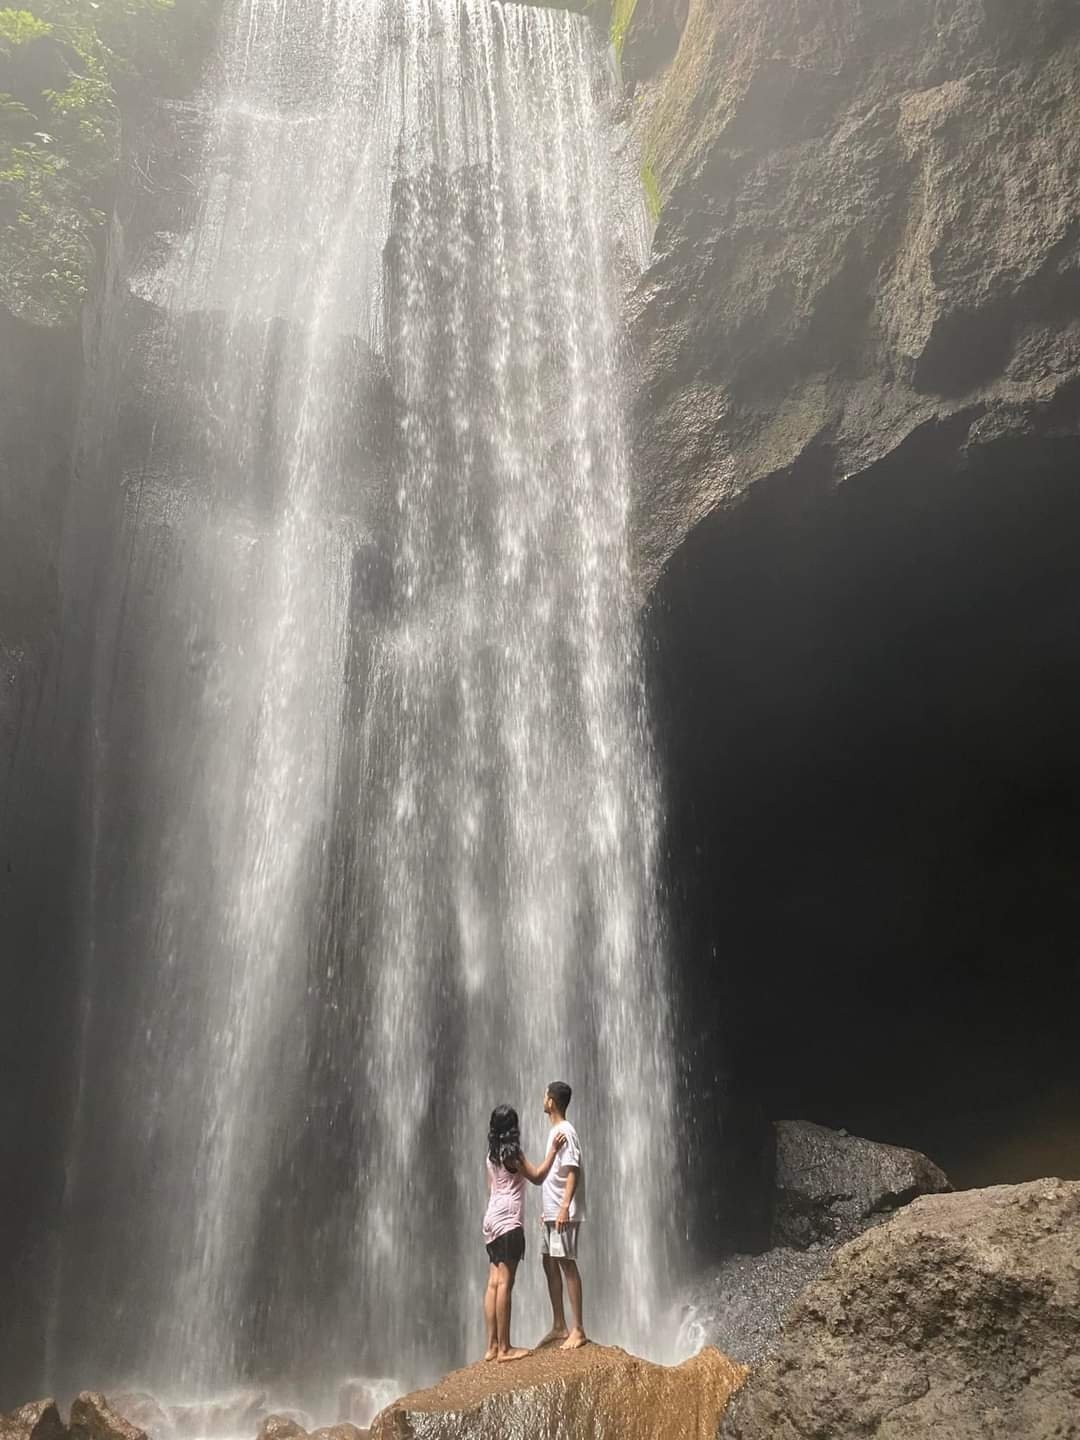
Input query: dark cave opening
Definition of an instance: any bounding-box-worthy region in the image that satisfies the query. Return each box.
[648,430,1080,1256]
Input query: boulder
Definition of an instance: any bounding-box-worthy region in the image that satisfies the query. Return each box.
[772,1119,952,1248]
[255,1417,308,1440]
[0,1401,67,1440]
[721,1177,1080,1440]
[308,1427,366,1440]
[106,1398,173,1440]
[69,1396,147,1440]
[370,1344,746,1439]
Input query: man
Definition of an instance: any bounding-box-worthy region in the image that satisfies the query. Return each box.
[538,1079,587,1350]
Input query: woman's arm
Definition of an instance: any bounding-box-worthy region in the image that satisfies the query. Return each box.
[518,1131,566,1185]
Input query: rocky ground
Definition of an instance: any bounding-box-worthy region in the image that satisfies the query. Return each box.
[4,1139,1076,1438]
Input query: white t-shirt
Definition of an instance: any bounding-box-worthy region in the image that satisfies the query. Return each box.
[541,1119,586,1222]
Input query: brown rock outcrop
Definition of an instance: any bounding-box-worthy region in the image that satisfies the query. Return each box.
[721,1177,1080,1440]
[371,1344,746,1439]
[628,0,1080,590]
[0,1401,67,1440]
[255,1417,308,1440]
[69,1395,148,1440]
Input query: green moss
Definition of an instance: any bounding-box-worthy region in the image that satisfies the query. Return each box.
[0,0,218,325]
[610,0,637,60]
[641,158,661,224]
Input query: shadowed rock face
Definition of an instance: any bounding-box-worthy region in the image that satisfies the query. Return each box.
[628,0,1080,589]
[772,1119,952,1248]
[0,309,80,783]
[721,1178,1080,1440]
[370,1346,746,1440]
[0,304,83,1416]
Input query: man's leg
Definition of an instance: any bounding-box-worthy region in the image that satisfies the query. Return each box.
[539,1250,568,1346]
[483,1264,499,1360]
[495,1262,529,1362]
[558,1258,586,1349]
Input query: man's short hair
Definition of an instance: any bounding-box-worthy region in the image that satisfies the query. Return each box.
[547,1080,572,1114]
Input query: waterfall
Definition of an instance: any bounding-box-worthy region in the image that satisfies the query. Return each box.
[52,0,676,1402]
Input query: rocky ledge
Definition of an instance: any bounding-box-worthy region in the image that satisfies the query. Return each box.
[369,1344,746,1440]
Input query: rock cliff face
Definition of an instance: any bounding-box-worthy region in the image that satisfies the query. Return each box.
[627,0,1080,588]
[635,0,1080,1221]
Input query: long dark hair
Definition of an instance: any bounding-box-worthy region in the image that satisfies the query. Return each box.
[488,1104,521,1171]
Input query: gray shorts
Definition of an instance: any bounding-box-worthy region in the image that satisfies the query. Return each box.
[540,1221,580,1261]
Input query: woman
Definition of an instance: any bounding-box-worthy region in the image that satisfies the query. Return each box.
[482,1104,565,1361]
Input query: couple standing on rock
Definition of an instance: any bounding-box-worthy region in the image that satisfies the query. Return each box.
[481,1081,586,1362]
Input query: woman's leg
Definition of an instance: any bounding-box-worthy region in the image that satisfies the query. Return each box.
[495,1261,529,1362]
[483,1264,499,1360]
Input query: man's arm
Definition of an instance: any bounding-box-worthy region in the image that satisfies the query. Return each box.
[556,1166,578,1231]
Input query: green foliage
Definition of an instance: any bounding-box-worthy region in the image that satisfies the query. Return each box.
[0,8,52,45]
[0,0,217,324]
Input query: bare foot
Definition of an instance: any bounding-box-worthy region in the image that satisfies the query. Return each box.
[497,1347,531,1363]
[560,1329,587,1350]
[536,1327,568,1349]
[483,1346,498,1362]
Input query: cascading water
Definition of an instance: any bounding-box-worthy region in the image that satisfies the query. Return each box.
[51,0,676,1405]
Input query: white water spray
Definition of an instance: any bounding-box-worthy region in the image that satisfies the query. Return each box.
[53,0,676,1400]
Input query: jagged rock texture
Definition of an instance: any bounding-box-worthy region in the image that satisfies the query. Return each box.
[721,1178,1080,1440]
[772,1119,952,1248]
[628,0,1080,588]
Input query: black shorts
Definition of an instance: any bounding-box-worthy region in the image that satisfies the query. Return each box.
[486,1227,526,1267]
